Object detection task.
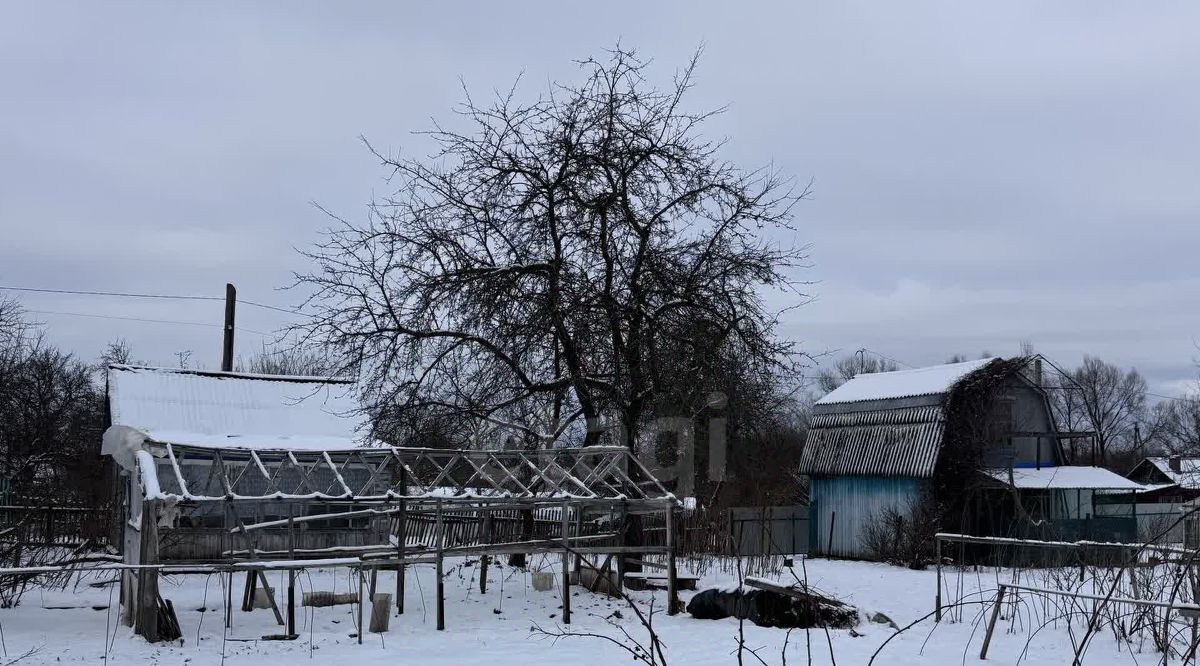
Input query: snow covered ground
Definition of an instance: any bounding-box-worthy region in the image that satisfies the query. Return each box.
[0,556,1172,665]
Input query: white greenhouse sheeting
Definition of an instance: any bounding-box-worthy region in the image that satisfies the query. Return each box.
[107,364,365,450]
[984,466,1145,490]
[816,358,996,405]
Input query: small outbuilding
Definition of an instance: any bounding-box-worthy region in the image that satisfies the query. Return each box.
[799,357,1140,558]
[1122,456,1200,543]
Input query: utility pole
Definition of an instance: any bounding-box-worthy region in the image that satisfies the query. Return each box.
[222,283,236,371]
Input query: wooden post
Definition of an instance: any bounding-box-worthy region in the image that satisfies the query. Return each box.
[666,501,679,615]
[573,509,584,580]
[979,585,1007,660]
[225,571,233,630]
[135,499,160,642]
[479,554,490,594]
[287,505,296,636]
[357,568,365,645]
[562,500,571,625]
[241,571,257,612]
[397,498,406,615]
[221,283,236,371]
[480,504,492,594]
[935,537,943,621]
[223,502,235,630]
[436,499,445,631]
[616,501,628,591]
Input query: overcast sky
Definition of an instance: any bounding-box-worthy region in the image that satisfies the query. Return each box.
[2,2,1198,396]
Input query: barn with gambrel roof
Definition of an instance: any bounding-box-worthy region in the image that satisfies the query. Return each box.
[799,357,1142,558]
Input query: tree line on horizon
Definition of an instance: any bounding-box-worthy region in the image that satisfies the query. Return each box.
[1,47,1197,512]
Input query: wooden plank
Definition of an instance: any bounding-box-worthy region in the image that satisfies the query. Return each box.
[743,576,846,605]
[623,571,699,581]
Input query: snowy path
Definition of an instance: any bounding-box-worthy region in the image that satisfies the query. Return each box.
[0,557,1161,665]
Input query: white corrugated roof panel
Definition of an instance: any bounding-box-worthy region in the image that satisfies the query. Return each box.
[984,466,1145,490]
[107,365,365,450]
[815,358,996,406]
[1144,457,1200,490]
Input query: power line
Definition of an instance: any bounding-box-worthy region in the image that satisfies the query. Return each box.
[859,347,915,369]
[1148,391,1196,403]
[0,285,222,301]
[0,284,307,317]
[27,309,271,336]
[231,300,302,316]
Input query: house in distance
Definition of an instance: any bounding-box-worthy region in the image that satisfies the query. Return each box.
[798,357,1143,559]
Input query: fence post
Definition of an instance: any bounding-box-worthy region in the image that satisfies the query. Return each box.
[435,499,445,631]
[666,500,678,615]
[134,498,160,642]
[935,536,943,621]
[979,584,1007,659]
[561,500,571,625]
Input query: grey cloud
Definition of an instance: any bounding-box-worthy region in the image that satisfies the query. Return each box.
[1,0,1196,395]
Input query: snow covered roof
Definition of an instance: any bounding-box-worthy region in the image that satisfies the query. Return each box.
[1138,457,1200,490]
[984,466,1145,491]
[106,364,365,451]
[815,358,996,406]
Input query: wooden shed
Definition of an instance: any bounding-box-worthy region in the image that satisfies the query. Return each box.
[799,357,1141,558]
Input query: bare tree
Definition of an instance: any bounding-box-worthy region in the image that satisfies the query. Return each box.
[295,47,808,450]
[0,305,105,505]
[1049,355,1148,462]
[1153,396,1200,454]
[100,338,134,366]
[0,297,31,354]
[815,352,898,394]
[238,342,334,377]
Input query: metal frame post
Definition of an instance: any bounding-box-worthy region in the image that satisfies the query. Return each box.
[935,536,943,621]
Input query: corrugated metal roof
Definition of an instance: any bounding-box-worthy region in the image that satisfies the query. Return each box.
[815,358,996,406]
[799,405,945,478]
[107,364,365,450]
[984,466,1145,490]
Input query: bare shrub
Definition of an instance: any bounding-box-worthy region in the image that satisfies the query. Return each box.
[860,496,941,569]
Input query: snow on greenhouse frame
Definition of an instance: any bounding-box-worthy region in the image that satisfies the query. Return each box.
[92,365,681,643]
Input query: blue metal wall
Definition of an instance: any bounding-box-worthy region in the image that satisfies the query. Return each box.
[810,476,925,558]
